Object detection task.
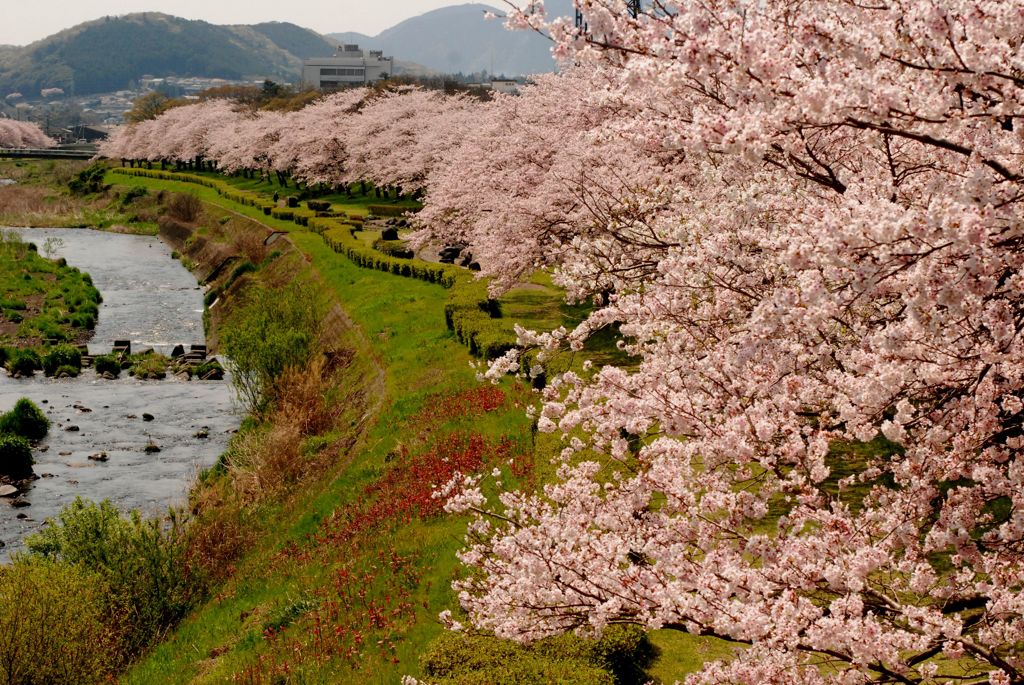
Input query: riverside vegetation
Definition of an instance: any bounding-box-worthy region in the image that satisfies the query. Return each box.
[0,160,688,683]
[3,3,1014,680]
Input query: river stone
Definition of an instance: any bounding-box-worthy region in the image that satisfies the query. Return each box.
[65,425,80,432]
[142,413,155,422]
[144,443,161,453]
[194,427,210,439]
[88,452,109,462]
[11,499,30,508]
[171,344,185,358]
[0,485,18,497]
[15,513,27,520]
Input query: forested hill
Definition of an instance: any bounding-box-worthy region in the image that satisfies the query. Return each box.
[0,14,339,97]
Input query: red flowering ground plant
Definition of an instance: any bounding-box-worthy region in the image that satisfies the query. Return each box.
[230,386,528,682]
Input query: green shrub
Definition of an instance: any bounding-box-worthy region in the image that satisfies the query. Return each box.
[42,344,82,376]
[220,282,323,416]
[29,315,69,342]
[0,398,49,440]
[419,628,655,685]
[6,349,40,376]
[119,185,147,205]
[25,498,200,661]
[129,353,168,380]
[93,354,121,377]
[0,298,26,310]
[53,364,80,378]
[228,260,257,285]
[69,311,97,329]
[368,204,411,217]
[0,558,112,683]
[0,433,33,478]
[68,163,108,195]
[204,286,222,307]
[193,360,225,379]
[93,356,121,376]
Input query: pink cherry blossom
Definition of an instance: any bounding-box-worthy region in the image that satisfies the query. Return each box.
[0,119,54,148]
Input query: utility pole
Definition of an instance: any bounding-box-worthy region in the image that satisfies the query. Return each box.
[576,1,641,29]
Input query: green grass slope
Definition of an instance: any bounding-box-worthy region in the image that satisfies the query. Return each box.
[107,168,725,684]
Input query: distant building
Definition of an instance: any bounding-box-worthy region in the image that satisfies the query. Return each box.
[302,45,394,89]
[467,79,523,95]
[489,79,520,95]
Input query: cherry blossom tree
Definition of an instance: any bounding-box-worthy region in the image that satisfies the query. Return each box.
[422,1,1024,683]
[416,66,684,295]
[273,88,367,187]
[0,119,54,148]
[208,109,289,178]
[347,88,480,193]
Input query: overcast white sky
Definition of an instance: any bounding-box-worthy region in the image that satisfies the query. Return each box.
[0,1,505,46]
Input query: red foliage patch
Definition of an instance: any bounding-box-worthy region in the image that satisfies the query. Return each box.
[236,386,530,680]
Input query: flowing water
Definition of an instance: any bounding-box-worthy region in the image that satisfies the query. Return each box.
[0,227,239,557]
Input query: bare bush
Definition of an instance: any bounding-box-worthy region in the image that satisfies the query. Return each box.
[182,508,252,584]
[227,223,270,264]
[165,192,202,223]
[273,357,343,437]
[225,423,304,502]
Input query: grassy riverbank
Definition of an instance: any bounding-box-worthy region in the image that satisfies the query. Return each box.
[97,169,733,683]
[0,231,100,348]
[0,159,160,233]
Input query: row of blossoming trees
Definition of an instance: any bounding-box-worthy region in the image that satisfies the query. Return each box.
[102,0,1024,680]
[99,87,479,194]
[0,120,53,149]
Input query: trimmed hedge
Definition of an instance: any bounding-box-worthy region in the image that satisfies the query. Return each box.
[110,168,518,361]
[317,224,457,287]
[368,204,413,217]
[373,239,414,259]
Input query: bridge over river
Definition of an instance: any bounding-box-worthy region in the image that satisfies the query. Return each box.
[0,147,96,160]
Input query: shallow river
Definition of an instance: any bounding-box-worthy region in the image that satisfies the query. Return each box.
[0,227,239,557]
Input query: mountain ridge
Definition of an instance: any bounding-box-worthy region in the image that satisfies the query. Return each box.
[0,3,575,98]
[0,13,336,97]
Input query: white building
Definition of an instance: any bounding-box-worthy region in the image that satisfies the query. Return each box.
[302,45,394,89]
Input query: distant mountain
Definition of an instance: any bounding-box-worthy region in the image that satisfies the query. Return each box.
[247,22,338,60]
[0,4,574,99]
[327,1,576,77]
[0,13,338,97]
